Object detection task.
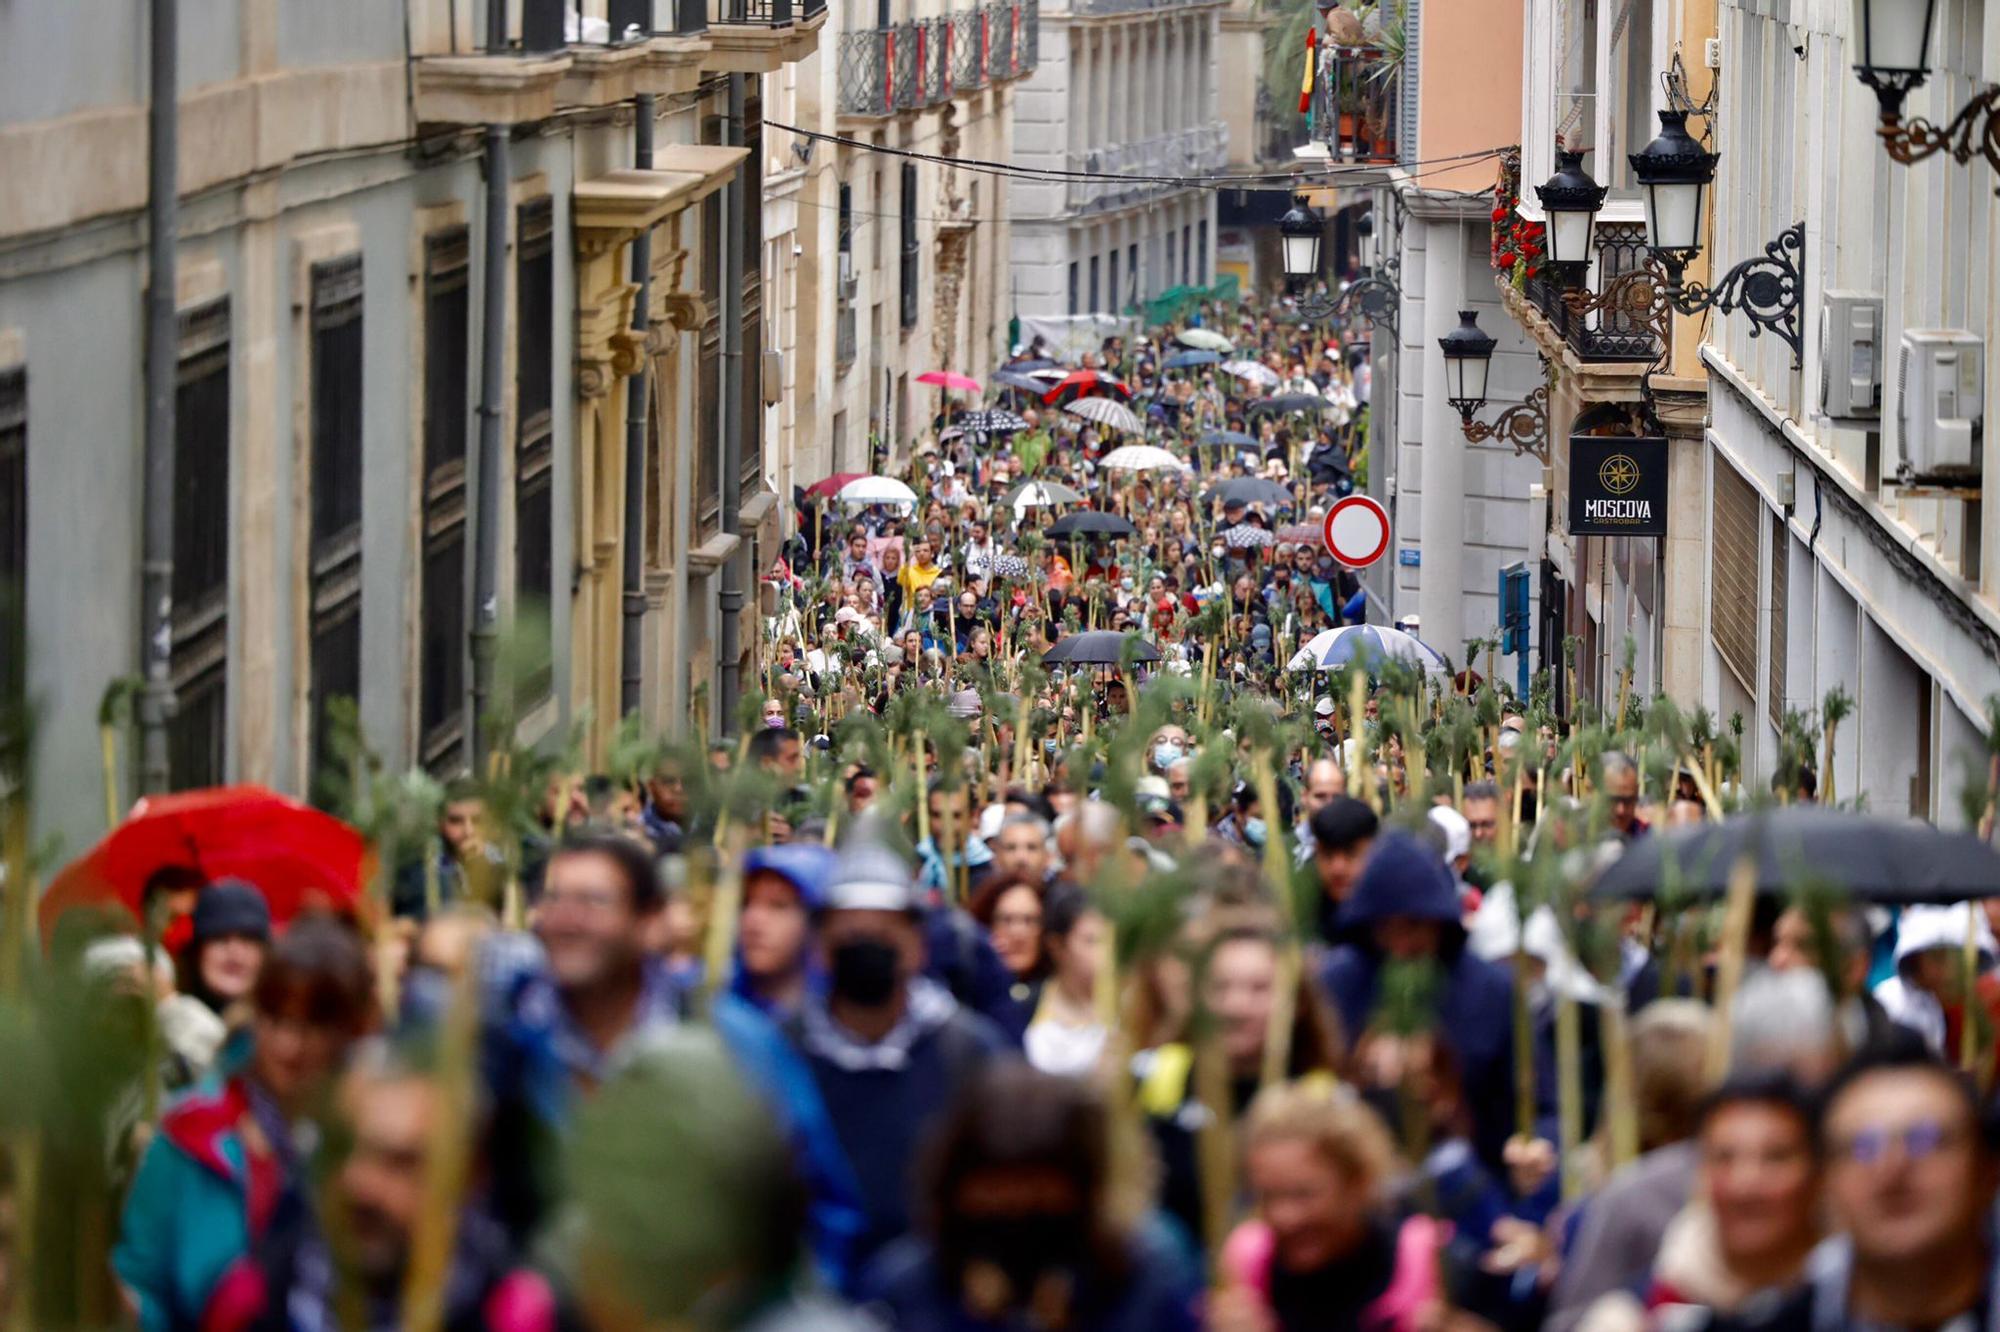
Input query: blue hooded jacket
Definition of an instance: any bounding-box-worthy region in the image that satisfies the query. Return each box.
[728,843,836,1017]
[1318,830,1555,1178]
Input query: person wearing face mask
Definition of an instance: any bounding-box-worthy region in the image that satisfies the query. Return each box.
[862,1063,1200,1331]
[785,834,1008,1278]
[1150,724,1190,776]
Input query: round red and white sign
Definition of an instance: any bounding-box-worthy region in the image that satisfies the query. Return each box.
[1323,495,1391,568]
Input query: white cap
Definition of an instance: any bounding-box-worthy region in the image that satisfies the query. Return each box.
[1314,697,1336,718]
[1427,805,1471,864]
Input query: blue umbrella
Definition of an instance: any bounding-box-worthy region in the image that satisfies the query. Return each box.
[1287,624,1450,676]
[1162,349,1222,370]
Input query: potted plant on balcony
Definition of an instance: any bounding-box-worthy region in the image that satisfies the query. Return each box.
[1357,0,1404,160]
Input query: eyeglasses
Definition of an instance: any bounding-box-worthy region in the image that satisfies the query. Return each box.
[1831,1118,1962,1165]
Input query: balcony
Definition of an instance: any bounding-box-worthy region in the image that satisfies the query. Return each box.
[1510,222,1663,364]
[413,0,714,123]
[704,0,828,73]
[1064,120,1227,212]
[837,0,1039,120]
[1065,0,1225,15]
[1306,43,1401,167]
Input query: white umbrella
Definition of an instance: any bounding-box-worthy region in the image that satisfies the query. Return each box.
[1177,328,1234,352]
[1221,359,1280,387]
[1063,396,1144,434]
[835,475,918,507]
[1099,444,1188,472]
[1006,480,1085,512]
[1286,624,1450,677]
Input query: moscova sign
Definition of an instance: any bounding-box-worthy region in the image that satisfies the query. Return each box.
[1568,434,1669,537]
[1583,499,1654,521]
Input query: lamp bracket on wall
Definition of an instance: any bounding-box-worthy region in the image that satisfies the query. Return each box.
[1458,383,1551,461]
[1563,222,1804,367]
[1879,85,2000,192]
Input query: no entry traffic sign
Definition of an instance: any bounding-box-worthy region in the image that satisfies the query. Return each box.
[1323,495,1390,568]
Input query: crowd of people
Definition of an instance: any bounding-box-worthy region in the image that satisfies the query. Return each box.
[10,294,2000,1332]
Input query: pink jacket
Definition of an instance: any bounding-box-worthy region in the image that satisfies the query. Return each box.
[1218,1214,1446,1332]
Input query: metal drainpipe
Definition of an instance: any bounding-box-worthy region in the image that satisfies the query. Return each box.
[620,94,655,718]
[138,0,179,794]
[469,0,511,772]
[717,73,745,731]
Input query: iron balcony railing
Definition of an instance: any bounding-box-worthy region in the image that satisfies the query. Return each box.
[1068,0,1216,13]
[1064,120,1228,212]
[712,0,795,26]
[1519,221,1661,362]
[475,0,703,52]
[1310,43,1401,163]
[840,0,1034,115]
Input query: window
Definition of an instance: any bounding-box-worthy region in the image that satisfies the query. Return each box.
[1197,220,1208,282]
[1605,0,1654,190]
[1182,224,1192,285]
[515,197,555,707]
[308,256,364,785]
[1127,243,1138,304]
[1768,511,1787,728]
[699,117,723,534]
[420,228,471,773]
[899,161,919,330]
[0,367,23,717]
[1088,255,1100,312]
[1108,251,1119,316]
[741,95,766,500]
[1710,457,1758,695]
[1165,231,1176,293]
[170,298,231,789]
[1553,0,1598,153]
[1068,261,1079,315]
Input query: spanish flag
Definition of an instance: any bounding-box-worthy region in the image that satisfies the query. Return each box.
[1299,26,1316,115]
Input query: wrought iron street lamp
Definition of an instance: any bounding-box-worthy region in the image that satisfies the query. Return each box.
[1437,310,1549,456]
[1279,198,1325,293]
[1438,310,1496,419]
[1849,0,2000,184]
[1280,196,1401,333]
[1629,110,1717,282]
[1533,149,1608,284]
[1551,116,1807,365]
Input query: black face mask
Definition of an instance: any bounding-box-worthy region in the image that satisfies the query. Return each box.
[958,1214,1089,1305]
[829,936,902,1006]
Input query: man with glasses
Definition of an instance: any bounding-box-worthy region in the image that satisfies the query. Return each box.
[1603,751,1648,841]
[1716,1039,1999,1331]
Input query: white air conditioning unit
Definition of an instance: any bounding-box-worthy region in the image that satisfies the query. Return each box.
[1896,329,1985,482]
[1820,291,1882,421]
[838,250,857,300]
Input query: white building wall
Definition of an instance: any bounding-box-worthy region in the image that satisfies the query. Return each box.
[1702,0,1998,817]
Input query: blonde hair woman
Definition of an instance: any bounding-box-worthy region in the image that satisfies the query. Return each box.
[1210,1082,1444,1332]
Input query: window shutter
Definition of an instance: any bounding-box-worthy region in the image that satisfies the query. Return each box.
[1710,458,1759,695]
[1768,513,1787,728]
[1398,0,1420,170]
[0,366,24,717]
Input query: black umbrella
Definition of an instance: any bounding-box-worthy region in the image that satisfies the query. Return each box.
[1045,511,1138,540]
[1202,429,1257,448]
[1256,393,1332,415]
[1590,806,2000,904]
[999,358,1059,373]
[1042,631,1163,666]
[1206,477,1295,508]
[994,371,1048,394]
[1306,444,1353,486]
[955,408,1030,434]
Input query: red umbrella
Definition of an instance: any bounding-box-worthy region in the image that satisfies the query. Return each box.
[915,370,981,394]
[1041,370,1132,406]
[40,784,372,937]
[804,472,868,499]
